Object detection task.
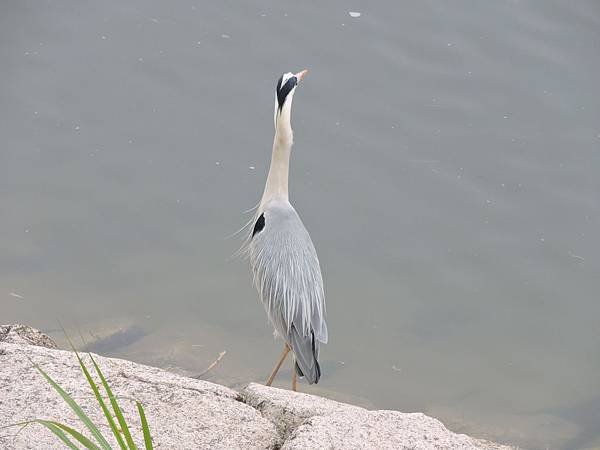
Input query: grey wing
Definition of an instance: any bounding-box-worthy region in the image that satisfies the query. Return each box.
[248,200,328,383]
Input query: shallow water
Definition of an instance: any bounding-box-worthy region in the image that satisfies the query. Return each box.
[2,1,600,448]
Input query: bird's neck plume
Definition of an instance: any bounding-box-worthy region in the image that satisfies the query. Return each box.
[261,103,294,205]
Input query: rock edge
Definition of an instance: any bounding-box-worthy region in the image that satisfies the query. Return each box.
[0,325,513,449]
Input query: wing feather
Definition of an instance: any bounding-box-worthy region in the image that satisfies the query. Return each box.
[248,200,327,383]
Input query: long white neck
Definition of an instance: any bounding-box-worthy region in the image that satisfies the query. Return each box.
[260,100,294,206]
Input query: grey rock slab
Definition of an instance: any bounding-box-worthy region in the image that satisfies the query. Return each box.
[0,324,57,349]
[240,383,512,450]
[241,382,361,440]
[0,339,278,449]
[282,409,512,450]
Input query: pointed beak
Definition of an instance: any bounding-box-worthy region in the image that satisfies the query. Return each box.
[295,69,308,83]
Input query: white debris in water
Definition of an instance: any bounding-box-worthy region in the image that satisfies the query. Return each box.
[138,57,144,62]
[215,161,220,165]
[447,43,453,47]
[9,292,24,299]
[24,228,29,233]
[503,115,509,119]
[348,11,361,18]
[569,251,585,261]
[221,34,230,39]
[149,17,158,23]
[391,365,402,372]
[249,166,255,170]
[74,125,80,131]
[101,35,107,40]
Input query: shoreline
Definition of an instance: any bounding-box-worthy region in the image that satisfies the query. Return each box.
[0,324,512,449]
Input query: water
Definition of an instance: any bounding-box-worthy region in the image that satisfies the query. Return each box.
[2,1,600,448]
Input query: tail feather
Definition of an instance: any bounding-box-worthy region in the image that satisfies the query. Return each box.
[295,359,320,380]
[290,327,321,384]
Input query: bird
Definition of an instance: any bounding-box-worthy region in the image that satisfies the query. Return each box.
[246,69,327,391]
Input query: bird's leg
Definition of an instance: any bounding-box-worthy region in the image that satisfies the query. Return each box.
[265,344,290,386]
[292,364,298,392]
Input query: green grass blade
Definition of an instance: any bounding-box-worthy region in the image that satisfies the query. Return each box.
[38,420,102,450]
[33,364,112,450]
[64,335,127,450]
[33,420,81,450]
[89,354,137,450]
[0,419,79,450]
[136,402,153,450]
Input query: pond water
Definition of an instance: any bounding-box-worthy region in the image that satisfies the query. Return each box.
[2,1,599,448]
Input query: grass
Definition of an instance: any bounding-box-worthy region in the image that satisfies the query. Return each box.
[2,337,154,449]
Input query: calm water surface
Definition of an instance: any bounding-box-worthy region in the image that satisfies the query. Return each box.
[2,1,600,448]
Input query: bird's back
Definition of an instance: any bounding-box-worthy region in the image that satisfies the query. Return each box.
[248,199,327,383]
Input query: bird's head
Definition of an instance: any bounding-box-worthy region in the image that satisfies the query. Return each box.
[274,69,308,128]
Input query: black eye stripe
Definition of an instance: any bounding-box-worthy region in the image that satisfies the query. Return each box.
[277,76,297,110]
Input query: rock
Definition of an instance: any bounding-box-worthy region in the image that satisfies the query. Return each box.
[0,325,512,450]
[51,317,146,355]
[0,330,277,449]
[241,382,362,440]
[241,383,511,450]
[80,324,147,354]
[282,409,509,450]
[0,324,57,349]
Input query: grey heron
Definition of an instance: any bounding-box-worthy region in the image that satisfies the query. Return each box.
[247,69,328,391]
